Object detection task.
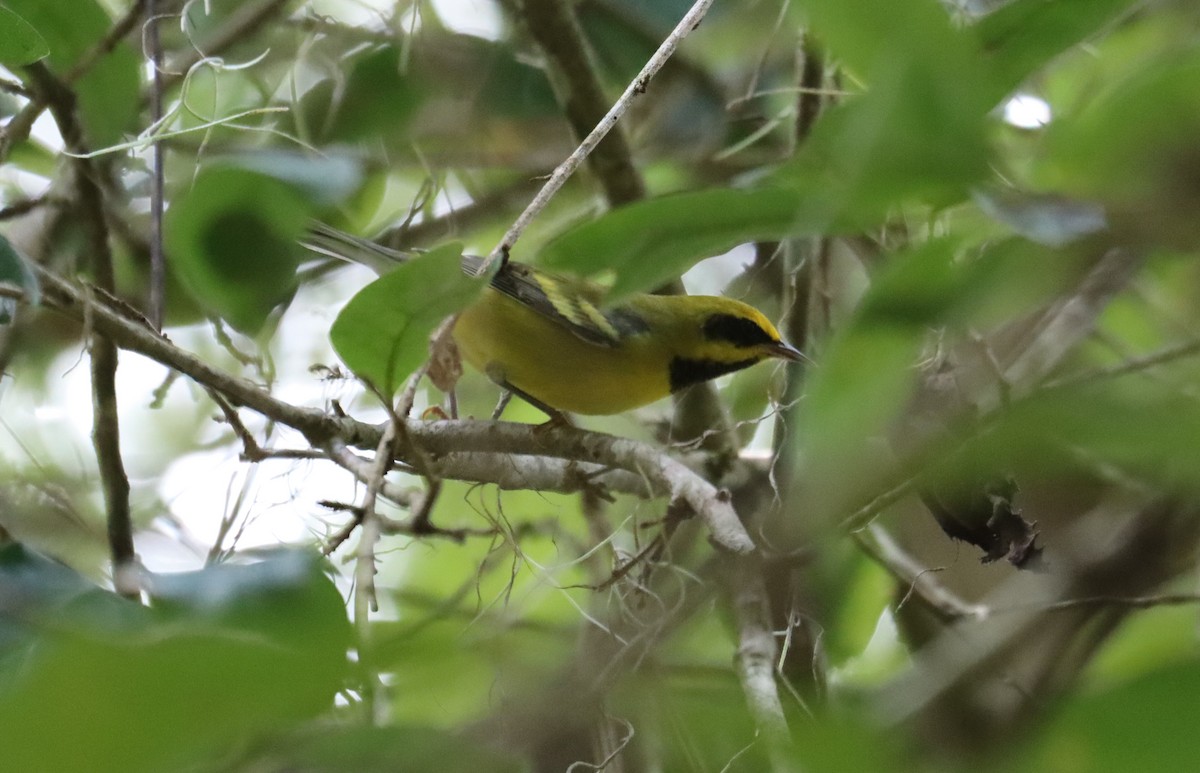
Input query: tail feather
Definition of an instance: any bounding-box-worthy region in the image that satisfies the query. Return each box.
[300,222,414,275]
[301,221,486,278]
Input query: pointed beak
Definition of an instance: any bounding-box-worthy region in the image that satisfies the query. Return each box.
[766,340,806,363]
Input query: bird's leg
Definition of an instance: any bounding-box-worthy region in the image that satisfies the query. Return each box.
[490,390,514,420]
[484,362,573,425]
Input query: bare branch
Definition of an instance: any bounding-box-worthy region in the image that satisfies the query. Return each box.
[26,61,136,592]
[488,0,716,265]
[730,555,790,748]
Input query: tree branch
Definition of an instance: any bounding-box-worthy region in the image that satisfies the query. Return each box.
[15,270,757,554]
[25,62,136,591]
[488,0,715,265]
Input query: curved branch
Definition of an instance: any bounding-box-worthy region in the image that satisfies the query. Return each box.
[17,269,756,554]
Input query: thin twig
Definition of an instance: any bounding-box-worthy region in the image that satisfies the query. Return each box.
[519,0,645,206]
[854,525,988,622]
[158,0,293,95]
[487,0,716,266]
[26,62,136,594]
[146,0,166,330]
[0,194,51,221]
[352,413,399,724]
[1041,338,1200,392]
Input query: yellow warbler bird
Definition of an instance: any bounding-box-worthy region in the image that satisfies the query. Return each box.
[305,224,803,416]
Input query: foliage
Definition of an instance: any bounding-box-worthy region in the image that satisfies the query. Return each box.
[2,0,1200,771]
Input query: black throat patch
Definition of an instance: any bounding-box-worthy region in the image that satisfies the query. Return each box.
[669,356,759,392]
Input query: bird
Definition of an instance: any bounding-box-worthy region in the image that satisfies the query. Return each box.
[304,223,804,417]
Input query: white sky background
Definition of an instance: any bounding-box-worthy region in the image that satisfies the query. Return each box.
[0,0,1053,577]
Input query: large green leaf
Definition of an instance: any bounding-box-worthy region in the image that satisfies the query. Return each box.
[539,183,872,300]
[4,0,139,146]
[0,549,350,773]
[301,45,425,144]
[1017,660,1200,773]
[330,243,485,396]
[0,5,48,67]
[165,167,311,333]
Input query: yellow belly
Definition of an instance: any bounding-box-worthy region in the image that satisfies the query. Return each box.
[453,289,670,415]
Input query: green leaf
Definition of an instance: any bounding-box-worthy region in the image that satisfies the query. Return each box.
[3,0,139,146]
[330,243,484,395]
[165,167,311,333]
[1039,48,1200,247]
[539,183,871,300]
[231,726,526,773]
[975,0,1139,103]
[0,550,350,773]
[223,151,365,208]
[0,5,48,67]
[0,234,39,324]
[1019,660,1200,773]
[784,0,990,205]
[304,46,425,144]
[797,240,964,521]
[795,0,976,83]
[542,0,991,296]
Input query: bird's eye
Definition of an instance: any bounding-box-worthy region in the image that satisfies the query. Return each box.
[702,313,775,348]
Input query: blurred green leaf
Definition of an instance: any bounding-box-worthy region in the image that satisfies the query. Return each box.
[0,234,38,324]
[225,151,365,208]
[309,46,424,144]
[1019,659,1200,773]
[823,557,895,672]
[235,725,526,773]
[789,710,911,773]
[330,242,484,395]
[1089,602,1200,685]
[0,550,349,773]
[148,550,349,655]
[4,135,57,176]
[784,0,990,205]
[0,5,48,67]
[796,0,976,82]
[799,240,965,520]
[975,0,1139,102]
[165,167,311,333]
[946,382,1200,491]
[1040,48,1200,247]
[0,543,116,656]
[3,0,139,146]
[620,671,768,772]
[1044,48,1200,193]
